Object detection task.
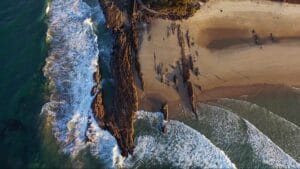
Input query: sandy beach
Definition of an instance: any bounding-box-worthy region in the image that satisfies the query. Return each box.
[137,0,300,117]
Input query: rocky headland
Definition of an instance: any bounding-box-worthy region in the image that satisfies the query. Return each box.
[91,0,201,157]
[92,0,300,157]
[92,0,138,157]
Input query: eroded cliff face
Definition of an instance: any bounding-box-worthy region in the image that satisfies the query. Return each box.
[91,0,300,159]
[92,69,105,127]
[92,0,138,157]
[111,32,138,156]
[177,25,197,117]
[92,0,202,157]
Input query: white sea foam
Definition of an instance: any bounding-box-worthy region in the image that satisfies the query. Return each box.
[217,98,300,161]
[42,0,122,167]
[291,86,300,94]
[219,98,300,130]
[197,103,300,168]
[246,120,300,168]
[124,111,237,169]
[44,1,237,168]
[42,0,300,168]
[197,103,246,146]
[45,0,50,15]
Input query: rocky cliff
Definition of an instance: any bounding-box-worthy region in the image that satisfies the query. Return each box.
[93,0,203,157]
[92,0,138,157]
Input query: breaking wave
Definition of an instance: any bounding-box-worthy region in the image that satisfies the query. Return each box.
[42,0,123,167]
[41,0,300,168]
[245,120,300,168]
[125,111,236,169]
[193,103,300,168]
[216,98,300,161]
[41,0,238,168]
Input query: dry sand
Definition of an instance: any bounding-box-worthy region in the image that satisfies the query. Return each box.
[137,0,300,117]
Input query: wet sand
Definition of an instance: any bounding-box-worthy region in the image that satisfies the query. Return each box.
[137,0,300,117]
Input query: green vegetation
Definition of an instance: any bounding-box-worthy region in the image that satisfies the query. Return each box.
[143,0,199,17]
[144,0,193,7]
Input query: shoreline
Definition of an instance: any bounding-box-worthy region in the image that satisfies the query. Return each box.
[94,0,205,156]
[139,83,300,119]
[137,0,300,118]
[92,0,300,158]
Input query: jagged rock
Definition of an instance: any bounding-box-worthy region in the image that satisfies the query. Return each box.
[160,103,169,121]
[161,125,167,134]
[111,31,138,156]
[177,25,197,116]
[99,0,128,31]
[91,69,100,96]
[91,86,98,96]
[187,81,197,117]
[93,69,100,84]
[92,92,105,126]
[95,0,205,157]
[93,0,138,157]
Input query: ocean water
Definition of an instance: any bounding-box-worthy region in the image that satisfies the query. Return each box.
[1,0,300,168]
[0,0,103,168]
[43,0,122,168]
[0,0,53,168]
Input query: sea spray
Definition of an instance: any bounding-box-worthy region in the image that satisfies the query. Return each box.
[125,111,237,169]
[245,120,300,168]
[42,0,122,167]
[216,98,300,161]
[190,103,300,168]
[41,0,300,168]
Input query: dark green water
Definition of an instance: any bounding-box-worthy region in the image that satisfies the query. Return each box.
[0,0,71,168]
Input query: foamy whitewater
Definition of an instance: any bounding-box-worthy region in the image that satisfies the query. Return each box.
[125,111,236,169]
[42,0,237,168]
[41,0,300,168]
[217,98,300,162]
[42,0,123,167]
[245,120,300,168]
[197,103,300,168]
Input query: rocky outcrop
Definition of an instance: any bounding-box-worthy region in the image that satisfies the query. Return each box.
[92,93,105,124]
[93,0,205,157]
[92,0,138,157]
[160,103,169,121]
[177,25,197,117]
[99,1,129,31]
[110,31,138,156]
[91,66,106,126]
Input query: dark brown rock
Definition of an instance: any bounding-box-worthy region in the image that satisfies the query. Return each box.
[111,32,138,156]
[160,103,169,121]
[91,86,98,96]
[92,91,105,127]
[177,25,197,117]
[94,0,138,157]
